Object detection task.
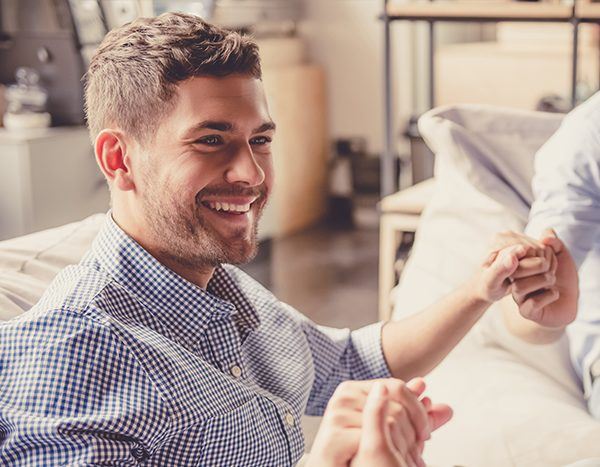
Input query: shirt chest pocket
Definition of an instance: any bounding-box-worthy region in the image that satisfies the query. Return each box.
[199,396,294,466]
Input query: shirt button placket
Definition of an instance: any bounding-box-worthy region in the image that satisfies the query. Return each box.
[284,412,295,427]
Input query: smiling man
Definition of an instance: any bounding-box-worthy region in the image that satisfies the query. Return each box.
[0,13,560,466]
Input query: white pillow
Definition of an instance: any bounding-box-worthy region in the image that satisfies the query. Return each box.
[393,105,562,317]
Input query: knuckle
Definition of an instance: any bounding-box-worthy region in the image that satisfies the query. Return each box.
[388,379,405,396]
[330,412,348,427]
[337,380,353,393]
[515,294,526,305]
[521,301,534,316]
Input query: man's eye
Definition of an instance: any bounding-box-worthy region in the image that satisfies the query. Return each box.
[195,135,223,146]
[251,136,272,145]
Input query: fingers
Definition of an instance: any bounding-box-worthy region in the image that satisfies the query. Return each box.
[427,403,453,431]
[388,409,409,456]
[539,228,563,254]
[483,245,522,295]
[406,377,426,397]
[490,231,545,258]
[511,271,556,304]
[481,250,498,267]
[384,379,431,443]
[361,382,391,450]
[512,254,553,278]
[519,287,560,322]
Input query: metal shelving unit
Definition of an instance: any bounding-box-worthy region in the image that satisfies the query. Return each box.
[380,0,600,197]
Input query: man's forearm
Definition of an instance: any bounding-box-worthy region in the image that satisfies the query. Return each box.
[381,277,491,381]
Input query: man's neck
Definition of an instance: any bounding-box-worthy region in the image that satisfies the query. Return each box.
[111,212,215,289]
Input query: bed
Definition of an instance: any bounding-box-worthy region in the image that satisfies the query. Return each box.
[392,104,600,466]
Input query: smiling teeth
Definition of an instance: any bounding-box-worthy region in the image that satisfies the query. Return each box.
[207,201,251,213]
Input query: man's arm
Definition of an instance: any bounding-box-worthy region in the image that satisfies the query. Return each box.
[295,239,553,406]
[381,241,555,381]
[0,312,170,465]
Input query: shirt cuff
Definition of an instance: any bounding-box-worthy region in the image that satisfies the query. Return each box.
[349,321,392,381]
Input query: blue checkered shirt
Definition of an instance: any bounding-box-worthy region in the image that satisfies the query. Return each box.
[0,214,390,466]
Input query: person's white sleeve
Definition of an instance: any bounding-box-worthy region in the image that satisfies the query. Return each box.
[525,120,600,268]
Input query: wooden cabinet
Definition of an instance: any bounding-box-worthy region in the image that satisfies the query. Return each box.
[0,127,110,240]
[262,64,328,238]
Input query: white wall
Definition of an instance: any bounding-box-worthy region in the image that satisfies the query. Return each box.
[298,0,493,156]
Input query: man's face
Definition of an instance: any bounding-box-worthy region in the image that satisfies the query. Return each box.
[133,75,275,268]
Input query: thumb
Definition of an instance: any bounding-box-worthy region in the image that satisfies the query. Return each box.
[540,229,564,255]
[485,245,521,290]
[406,377,426,397]
[361,382,389,447]
[428,403,453,431]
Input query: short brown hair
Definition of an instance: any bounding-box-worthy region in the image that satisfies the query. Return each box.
[83,12,262,143]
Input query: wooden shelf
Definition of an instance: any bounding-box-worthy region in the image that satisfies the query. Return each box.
[577,3,600,20]
[387,1,573,21]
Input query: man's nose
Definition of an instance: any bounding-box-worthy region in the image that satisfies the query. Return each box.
[224,144,265,186]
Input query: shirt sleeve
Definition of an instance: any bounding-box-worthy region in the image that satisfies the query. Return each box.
[280,304,391,416]
[0,310,171,466]
[525,118,600,268]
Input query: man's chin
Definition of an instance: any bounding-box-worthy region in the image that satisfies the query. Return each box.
[221,236,259,265]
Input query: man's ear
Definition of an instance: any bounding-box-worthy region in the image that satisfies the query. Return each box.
[95,129,135,191]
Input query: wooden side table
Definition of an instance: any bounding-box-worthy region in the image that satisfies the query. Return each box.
[379,179,435,321]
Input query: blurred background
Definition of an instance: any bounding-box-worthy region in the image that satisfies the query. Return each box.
[1,0,599,333]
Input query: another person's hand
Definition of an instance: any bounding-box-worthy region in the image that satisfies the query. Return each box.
[513,229,578,328]
[486,229,578,329]
[476,231,558,305]
[306,378,452,467]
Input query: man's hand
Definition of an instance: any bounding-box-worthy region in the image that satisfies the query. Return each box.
[350,382,452,467]
[350,382,408,467]
[305,378,452,467]
[475,243,526,303]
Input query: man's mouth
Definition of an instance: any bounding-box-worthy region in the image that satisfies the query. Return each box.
[200,197,259,216]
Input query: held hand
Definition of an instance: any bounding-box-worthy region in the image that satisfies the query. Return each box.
[477,230,557,303]
[350,382,408,467]
[306,378,451,467]
[512,230,578,328]
[475,244,525,303]
[350,382,452,467]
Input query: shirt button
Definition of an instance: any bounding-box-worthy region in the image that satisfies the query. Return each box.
[230,365,242,378]
[284,412,295,427]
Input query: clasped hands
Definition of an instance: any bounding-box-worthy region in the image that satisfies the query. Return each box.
[307,377,451,467]
[482,228,578,329]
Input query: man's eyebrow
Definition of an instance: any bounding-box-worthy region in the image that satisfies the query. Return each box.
[254,121,276,133]
[182,120,275,139]
[182,120,234,139]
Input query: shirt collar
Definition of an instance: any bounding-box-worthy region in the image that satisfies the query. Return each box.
[87,213,260,340]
